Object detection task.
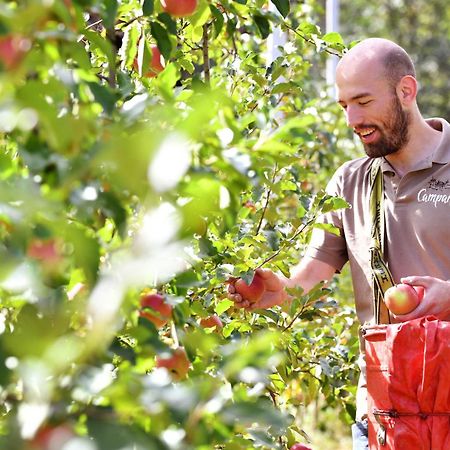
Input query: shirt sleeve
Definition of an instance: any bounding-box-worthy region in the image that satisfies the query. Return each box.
[304,165,349,272]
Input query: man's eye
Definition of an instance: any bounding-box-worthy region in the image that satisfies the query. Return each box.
[359,100,372,106]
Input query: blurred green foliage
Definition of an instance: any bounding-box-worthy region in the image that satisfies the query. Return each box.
[0,0,376,449]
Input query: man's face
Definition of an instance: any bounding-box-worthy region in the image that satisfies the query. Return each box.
[336,61,412,158]
[358,92,411,158]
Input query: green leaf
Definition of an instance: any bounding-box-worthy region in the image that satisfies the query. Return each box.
[271,0,290,18]
[142,0,154,16]
[253,14,271,39]
[101,0,118,30]
[210,5,225,38]
[157,12,177,36]
[215,299,234,315]
[323,31,345,45]
[150,21,172,60]
[313,222,341,236]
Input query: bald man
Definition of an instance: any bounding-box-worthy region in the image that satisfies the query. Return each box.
[229,38,450,449]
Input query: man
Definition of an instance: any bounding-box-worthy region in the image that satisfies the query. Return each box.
[228,38,450,449]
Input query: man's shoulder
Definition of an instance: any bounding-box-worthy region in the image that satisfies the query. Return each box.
[334,155,373,179]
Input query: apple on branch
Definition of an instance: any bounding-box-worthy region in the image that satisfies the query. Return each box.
[383,283,423,315]
[161,0,198,17]
[139,293,172,328]
[156,347,190,380]
[290,443,313,450]
[133,45,165,78]
[200,314,223,330]
[0,34,30,70]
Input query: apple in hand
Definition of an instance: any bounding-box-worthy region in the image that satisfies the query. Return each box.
[290,444,312,450]
[235,273,265,303]
[139,293,172,328]
[383,283,422,315]
[161,0,198,17]
[134,45,165,78]
[156,347,190,380]
[200,314,223,330]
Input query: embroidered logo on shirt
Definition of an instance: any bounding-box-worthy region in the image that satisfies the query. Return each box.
[418,177,450,207]
[427,177,450,191]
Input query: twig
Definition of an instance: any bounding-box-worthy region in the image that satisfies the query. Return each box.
[202,23,211,85]
[255,164,279,235]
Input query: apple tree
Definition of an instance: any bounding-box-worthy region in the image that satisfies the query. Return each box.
[0,1,361,448]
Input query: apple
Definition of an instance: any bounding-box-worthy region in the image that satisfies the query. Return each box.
[383,283,421,315]
[290,444,312,450]
[235,274,265,302]
[134,45,165,78]
[161,0,198,17]
[139,293,172,328]
[27,238,61,263]
[31,424,74,449]
[0,35,29,70]
[156,347,190,380]
[200,314,223,330]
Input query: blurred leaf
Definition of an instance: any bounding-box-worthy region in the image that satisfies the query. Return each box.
[271,0,290,18]
[142,0,154,16]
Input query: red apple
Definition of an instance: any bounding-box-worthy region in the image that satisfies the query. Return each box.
[200,314,223,330]
[161,0,198,17]
[27,238,61,263]
[134,45,165,78]
[0,35,29,70]
[139,293,172,328]
[384,283,421,315]
[290,444,312,450]
[31,424,74,449]
[156,347,190,380]
[235,274,265,302]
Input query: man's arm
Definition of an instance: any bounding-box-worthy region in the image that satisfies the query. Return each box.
[229,256,336,310]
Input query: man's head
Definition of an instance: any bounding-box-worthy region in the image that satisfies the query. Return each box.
[336,38,418,158]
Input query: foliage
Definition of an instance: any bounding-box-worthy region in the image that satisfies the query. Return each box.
[0,1,361,449]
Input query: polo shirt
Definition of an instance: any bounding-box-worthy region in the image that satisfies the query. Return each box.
[305,118,450,324]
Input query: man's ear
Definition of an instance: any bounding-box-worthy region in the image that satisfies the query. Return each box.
[396,75,417,105]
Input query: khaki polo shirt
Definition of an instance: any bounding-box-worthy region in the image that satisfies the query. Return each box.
[305,118,450,324]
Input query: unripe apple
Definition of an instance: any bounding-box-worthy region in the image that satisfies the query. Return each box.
[156,347,190,380]
[134,45,165,78]
[161,0,198,17]
[383,283,421,315]
[200,314,223,330]
[290,443,312,450]
[139,293,172,328]
[235,274,265,302]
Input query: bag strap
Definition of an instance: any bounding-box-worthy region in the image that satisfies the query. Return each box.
[369,158,394,324]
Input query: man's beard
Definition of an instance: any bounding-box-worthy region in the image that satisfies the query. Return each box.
[360,95,411,158]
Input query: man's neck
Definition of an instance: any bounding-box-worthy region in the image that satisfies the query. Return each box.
[385,118,442,178]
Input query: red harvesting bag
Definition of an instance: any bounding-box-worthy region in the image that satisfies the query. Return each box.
[364,316,450,449]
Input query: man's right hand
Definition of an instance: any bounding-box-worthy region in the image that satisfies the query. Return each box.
[228,268,288,310]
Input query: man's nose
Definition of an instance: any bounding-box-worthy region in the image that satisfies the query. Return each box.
[345,105,363,128]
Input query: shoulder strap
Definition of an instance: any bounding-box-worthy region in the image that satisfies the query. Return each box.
[369,158,394,324]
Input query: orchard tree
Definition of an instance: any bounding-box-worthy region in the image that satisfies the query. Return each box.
[0,1,360,449]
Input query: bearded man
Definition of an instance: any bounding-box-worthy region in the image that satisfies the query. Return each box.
[229,38,450,449]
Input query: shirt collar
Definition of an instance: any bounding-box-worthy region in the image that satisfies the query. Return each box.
[380,117,450,173]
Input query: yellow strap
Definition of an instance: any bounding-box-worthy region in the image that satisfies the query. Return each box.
[369,159,393,324]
